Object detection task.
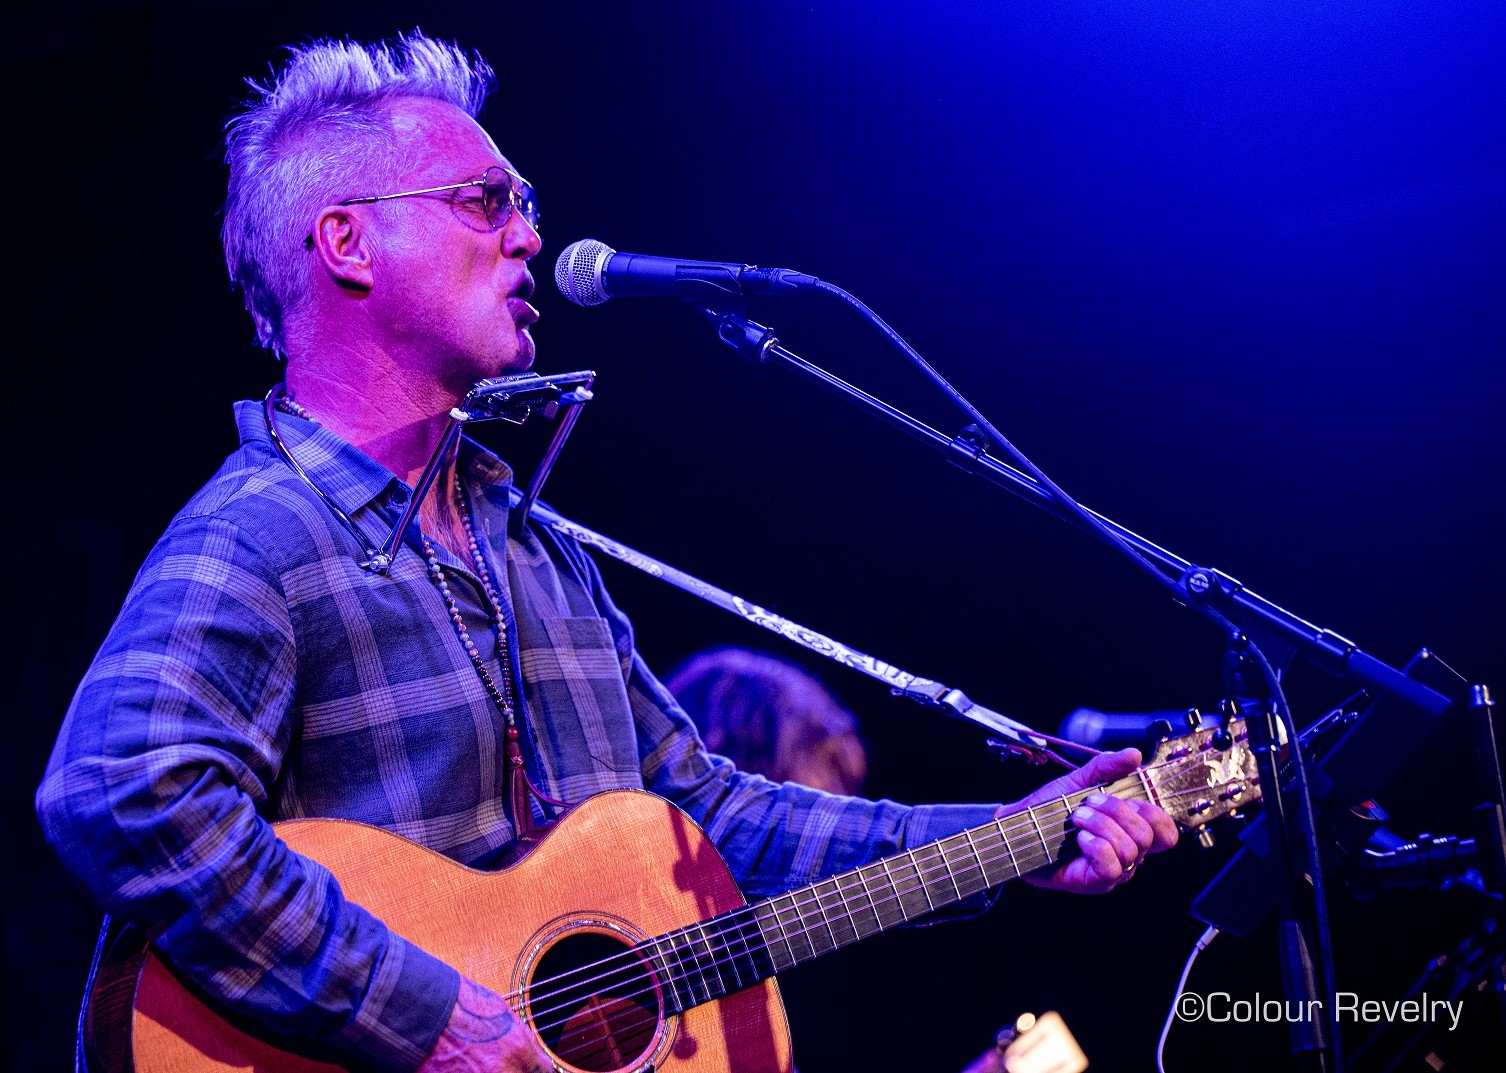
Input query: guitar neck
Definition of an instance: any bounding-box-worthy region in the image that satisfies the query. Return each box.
[644,772,1152,1013]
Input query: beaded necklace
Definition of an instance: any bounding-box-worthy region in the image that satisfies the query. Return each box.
[274,394,562,842]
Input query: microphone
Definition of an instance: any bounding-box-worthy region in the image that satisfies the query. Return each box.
[1350,833,1478,896]
[553,239,820,307]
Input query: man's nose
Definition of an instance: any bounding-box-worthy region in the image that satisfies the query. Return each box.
[506,211,542,260]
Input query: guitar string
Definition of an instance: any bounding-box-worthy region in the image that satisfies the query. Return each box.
[529,767,1250,1065]
[518,808,1088,1037]
[517,750,1250,1038]
[525,775,1243,1049]
[526,770,1250,1058]
[529,827,1068,1059]
[530,783,1246,1054]
[539,757,1254,1070]
[512,784,1114,1019]
[501,739,1245,1017]
[514,749,1247,1030]
[515,746,1248,1036]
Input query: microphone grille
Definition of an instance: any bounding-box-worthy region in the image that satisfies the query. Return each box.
[554,239,615,307]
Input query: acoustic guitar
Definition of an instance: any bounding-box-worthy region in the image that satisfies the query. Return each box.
[85,719,1259,1073]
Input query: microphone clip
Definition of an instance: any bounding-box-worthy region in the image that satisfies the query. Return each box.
[694,304,781,365]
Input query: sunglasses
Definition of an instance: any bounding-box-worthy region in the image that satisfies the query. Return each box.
[336,165,540,232]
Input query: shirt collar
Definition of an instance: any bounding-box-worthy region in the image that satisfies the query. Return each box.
[234,399,515,519]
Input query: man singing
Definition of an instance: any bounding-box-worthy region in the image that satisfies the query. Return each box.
[37,32,1175,1073]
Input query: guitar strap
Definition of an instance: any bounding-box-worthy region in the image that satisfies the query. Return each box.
[515,492,1081,764]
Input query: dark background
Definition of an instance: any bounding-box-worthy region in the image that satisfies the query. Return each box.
[6,2,1504,1070]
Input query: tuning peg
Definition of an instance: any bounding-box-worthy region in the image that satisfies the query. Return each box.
[1196,828,1217,849]
[1219,698,1242,719]
[1210,727,1234,751]
[1184,708,1204,731]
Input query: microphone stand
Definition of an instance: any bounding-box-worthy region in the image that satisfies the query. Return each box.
[1248,702,1330,1071]
[694,301,1457,1073]
[694,303,1450,719]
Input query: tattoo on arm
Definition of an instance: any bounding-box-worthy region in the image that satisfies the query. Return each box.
[419,977,551,1071]
[447,978,520,1043]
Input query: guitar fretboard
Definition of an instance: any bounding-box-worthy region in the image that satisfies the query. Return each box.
[637,774,1150,1015]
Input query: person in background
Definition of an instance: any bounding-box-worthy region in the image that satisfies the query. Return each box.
[667,646,869,796]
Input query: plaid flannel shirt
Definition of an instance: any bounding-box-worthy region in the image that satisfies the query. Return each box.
[37,401,998,1071]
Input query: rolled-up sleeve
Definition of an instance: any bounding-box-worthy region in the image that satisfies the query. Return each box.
[35,511,457,1072]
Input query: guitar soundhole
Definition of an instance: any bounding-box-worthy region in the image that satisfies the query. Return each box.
[529,930,662,1072]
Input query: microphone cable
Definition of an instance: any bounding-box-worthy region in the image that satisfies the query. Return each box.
[1158,925,1220,1073]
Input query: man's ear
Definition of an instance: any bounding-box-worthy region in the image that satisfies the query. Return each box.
[308,206,374,293]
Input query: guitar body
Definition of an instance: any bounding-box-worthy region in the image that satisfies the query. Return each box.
[84,721,1258,1073]
[90,790,792,1073]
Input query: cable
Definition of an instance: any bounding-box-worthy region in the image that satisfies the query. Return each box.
[1236,634,1342,1072]
[1158,925,1219,1073]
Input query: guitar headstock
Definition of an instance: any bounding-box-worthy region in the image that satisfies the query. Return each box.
[1143,718,1262,834]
